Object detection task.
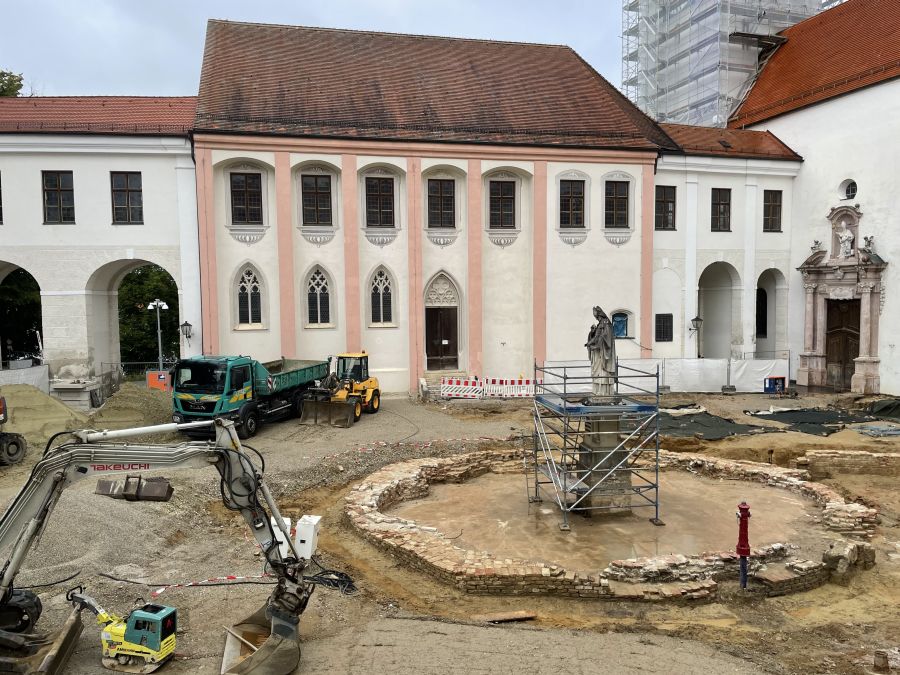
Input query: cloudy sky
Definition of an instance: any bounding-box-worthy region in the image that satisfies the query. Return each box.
[1,0,624,97]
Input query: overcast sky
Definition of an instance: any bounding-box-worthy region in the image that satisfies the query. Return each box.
[1,0,624,97]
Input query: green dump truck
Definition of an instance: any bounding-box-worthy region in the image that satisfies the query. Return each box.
[171,356,329,438]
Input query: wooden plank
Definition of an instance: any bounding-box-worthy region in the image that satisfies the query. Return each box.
[471,610,536,624]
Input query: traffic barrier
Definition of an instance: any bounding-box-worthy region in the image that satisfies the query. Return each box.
[483,377,541,398]
[439,377,483,399]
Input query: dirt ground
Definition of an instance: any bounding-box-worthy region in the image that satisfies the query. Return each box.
[1,388,899,674]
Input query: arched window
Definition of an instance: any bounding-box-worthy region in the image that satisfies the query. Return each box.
[370,269,393,324]
[612,312,629,338]
[307,267,330,325]
[237,267,262,325]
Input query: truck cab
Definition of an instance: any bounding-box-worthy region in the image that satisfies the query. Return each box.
[172,355,328,438]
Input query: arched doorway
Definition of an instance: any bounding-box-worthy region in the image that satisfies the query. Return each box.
[424,273,460,371]
[85,260,180,373]
[0,264,42,366]
[697,262,741,359]
[756,269,788,358]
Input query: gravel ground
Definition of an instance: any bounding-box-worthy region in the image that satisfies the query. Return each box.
[1,389,895,673]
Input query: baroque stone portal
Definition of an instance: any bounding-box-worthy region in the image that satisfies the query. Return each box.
[797,205,886,393]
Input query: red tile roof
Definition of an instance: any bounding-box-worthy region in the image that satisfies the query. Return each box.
[729,0,900,128]
[195,21,676,151]
[659,123,801,161]
[0,96,196,135]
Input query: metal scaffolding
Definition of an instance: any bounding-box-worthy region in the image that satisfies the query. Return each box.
[621,0,838,126]
[527,361,661,530]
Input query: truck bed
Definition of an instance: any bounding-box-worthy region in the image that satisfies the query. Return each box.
[258,359,329,393]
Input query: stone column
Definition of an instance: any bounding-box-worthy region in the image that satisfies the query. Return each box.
[852,281,880,394]
[815,287,827,354]
[579,415,630,515]
[857,282,873,357]
[803,283,817,352]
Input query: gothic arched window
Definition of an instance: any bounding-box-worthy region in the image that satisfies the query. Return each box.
[307,267,330,325]
[370,268,393,324]
[237,267,262,325]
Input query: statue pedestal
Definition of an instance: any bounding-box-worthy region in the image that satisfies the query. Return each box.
[578,414,631,515]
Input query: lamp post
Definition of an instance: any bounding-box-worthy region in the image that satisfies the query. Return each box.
[179,321,193,348]
[147,299,169,371]
[689,315,703,358]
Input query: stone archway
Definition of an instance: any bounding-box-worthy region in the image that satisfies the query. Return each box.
[797,205,886,393]
[424,273,460,371]
[698,262,741,359]
[0,262,43,366]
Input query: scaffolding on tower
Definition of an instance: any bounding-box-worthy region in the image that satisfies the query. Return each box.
[527,360,661,530]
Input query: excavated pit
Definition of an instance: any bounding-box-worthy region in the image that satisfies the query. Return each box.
[344,448,878,601]
[390,471,818,570]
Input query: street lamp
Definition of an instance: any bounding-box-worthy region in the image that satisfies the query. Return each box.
[688,315,703,334]
[147,299,169,371]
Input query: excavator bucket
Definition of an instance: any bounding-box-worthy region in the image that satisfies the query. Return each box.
[0,606,83,674]
[220,604,300,675]
[298,399,354,428]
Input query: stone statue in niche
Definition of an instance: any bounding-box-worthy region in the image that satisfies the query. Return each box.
[837,220,855,259]
[586,306,616,397]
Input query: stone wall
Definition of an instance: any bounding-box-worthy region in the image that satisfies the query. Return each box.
[797,449,900,480]
[345,448,877,602]
[657,450,878,537]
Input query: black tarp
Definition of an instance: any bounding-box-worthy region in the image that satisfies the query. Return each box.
[746,408,875,436]
[658,412,770,440]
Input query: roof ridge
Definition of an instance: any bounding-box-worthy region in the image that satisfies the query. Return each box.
[0,95,197,101]
[206,18,571,50]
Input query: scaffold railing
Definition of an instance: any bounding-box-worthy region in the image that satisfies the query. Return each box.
[527,360,661,530]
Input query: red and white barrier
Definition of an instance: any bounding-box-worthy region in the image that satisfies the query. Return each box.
[439,377,483,399]
[483,377,541,398]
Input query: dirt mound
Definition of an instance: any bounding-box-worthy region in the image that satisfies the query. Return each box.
[0,384,88,446]
[89,382,174,431]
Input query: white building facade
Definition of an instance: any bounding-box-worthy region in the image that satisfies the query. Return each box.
[0,97,202,385]
[730,0,900,393]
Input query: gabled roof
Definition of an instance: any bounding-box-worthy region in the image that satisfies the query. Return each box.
[660,123,801,161]
[195,20,676,151]
[0,96,196,135]
[729,0,900,127]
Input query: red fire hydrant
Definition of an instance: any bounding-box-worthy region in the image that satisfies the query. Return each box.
[736,501,751,588]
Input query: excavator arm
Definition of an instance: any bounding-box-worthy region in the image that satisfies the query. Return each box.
[0,418,311,675]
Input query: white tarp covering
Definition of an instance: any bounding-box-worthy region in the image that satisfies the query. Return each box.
[616,359,662,395]
[661,358,729,393]
[0,364,50,393]
[538,357,789,395]
[730,359,789,393]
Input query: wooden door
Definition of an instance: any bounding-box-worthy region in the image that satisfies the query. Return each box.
[825,299,860,391]
[425,307,458,370]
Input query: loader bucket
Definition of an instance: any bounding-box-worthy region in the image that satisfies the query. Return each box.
[0,605,83,674]
[298,399,354,428]
[220,604,300,675]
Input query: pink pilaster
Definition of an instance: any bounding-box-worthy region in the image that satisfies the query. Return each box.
[640,164,654,358]
[274,152,296,358]
[467,159,483,376]
[407,157,424,391]
[532,160,548,366]
[195,147,219,355]
[342,154,361,352]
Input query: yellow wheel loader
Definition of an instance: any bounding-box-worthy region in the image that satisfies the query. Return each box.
[299,352,381,428]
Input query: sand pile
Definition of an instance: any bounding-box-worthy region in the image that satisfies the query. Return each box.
[89,382,174,431]
[0,384,88,446]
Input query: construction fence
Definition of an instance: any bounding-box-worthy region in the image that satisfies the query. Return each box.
[439,356,790,400]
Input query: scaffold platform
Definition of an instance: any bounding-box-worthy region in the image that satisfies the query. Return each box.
[527,360,661,529]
